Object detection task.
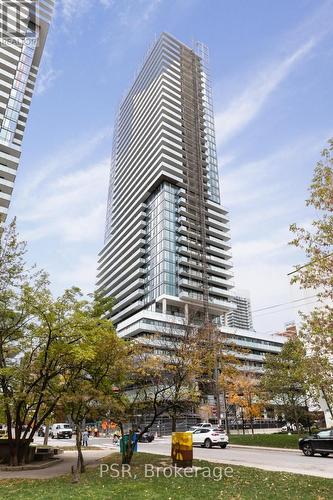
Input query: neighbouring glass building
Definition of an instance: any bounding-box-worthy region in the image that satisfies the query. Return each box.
[0,0,54,221]
[97,32,283,377]
[226,292,254,331]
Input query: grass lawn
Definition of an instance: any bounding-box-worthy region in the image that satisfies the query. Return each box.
[230,433,302,449]
[0,452,332,499]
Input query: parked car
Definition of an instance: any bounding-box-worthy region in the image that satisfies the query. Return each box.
[50,423,73,439]
[281,423,303,433]
[137,432,155,443]
[37,425,46,437]
[191,427,229,449]
[299,428,333,457]
[188,422,214,432]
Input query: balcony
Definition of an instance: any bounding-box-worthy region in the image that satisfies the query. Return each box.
[206,253,233,269]
[179,290,234,313]
[179,278,203,290]
[99,257,146,291]
[112,288,145,313]
[178,245,200,259]
[208,235,231,250]
[112,299,144,324]
[206,244,232,260]
[115,278,145,301]
[206,218,230,233]
[178,256,202,269]
[208,286,230,297]
[238,365,265,374]
[179,290,204,304]
[207,264,233,278]
[206,225,230,242]
[179,266,203,279]
[206,207,229,224]
[207,274,227,285]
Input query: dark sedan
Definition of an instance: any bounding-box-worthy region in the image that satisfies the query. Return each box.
[299,428,333,457]
[137,432,155,443]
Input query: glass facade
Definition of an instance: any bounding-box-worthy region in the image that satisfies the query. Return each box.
[145,182,178,302]
[0,28,38,144]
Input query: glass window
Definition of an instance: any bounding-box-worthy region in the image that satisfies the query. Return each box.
[8,98,21,112]
[2,119,16,132]
[317,430,332,438]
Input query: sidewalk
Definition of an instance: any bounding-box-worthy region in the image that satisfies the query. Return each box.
[0,450,114,480]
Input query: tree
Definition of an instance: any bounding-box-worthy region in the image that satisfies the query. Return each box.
[108,348,190,466]
[290,138,333,418]
[227,374,263,435]
[199,323,243,432]
[144,319,243,435]
[0,220,120,466]
[61,295,130,474]
[152,320,208,432]
[262,337,315,433]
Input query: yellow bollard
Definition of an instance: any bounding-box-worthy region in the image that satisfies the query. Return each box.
[171,432,193,467]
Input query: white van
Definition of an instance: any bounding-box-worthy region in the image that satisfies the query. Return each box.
[50,423,73,439]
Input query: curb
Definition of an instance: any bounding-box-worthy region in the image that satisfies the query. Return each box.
[0,457,63,471]
[229,444,299,453]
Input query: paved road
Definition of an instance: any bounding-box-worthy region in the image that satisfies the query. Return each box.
[23,435,333,479]
[140,437,333,479]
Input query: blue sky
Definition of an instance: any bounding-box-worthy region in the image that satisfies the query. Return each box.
[8,0,333,335]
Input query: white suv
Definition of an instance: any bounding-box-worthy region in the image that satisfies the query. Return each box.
[192,428,229,448]
[50,423,73,439]
[188,422,214,432]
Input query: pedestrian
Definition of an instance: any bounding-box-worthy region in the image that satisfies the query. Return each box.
[82,429,89,447]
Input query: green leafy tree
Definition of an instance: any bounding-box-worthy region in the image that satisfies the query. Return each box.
[0,220,124,466]
[290,138,333,418]
[108,350,183,466]
[262,338,315,433]
[62,295,130,474]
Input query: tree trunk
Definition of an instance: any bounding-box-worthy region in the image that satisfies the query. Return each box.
[9,441,17,467]
[76,425,85,473]
[9,438,31,466]
[223,391,230,434]
[121,429,135,465]
[43,424,50,446]
[241,407,245,435]
[294,406,300,435]
[171,414,177,433]
[7,419,29,466]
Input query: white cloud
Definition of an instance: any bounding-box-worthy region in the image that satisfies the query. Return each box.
[60,0,160,25]
[219,134,330,334]
[35,51,61,95]
[60,0,91,21]
[214,38,317,147]
[7,128,112,296]
[118,0,162,27]
[19,127,111,200]
[18,159,110,243]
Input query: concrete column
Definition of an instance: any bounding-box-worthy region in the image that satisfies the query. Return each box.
[162,299,167,314]
[184,303,189,322]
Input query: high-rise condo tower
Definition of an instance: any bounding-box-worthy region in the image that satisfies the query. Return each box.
[97,32,236,338]
[0,0,54,221]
